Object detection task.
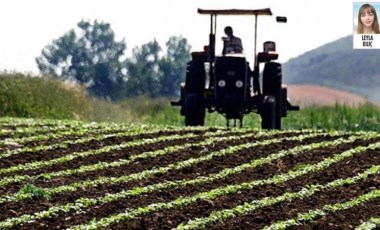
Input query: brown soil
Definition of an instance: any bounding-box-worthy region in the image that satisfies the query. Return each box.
[0,127,379,230]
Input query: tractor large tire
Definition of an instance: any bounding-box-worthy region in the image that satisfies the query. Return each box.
[261,96,276,130]
[185,61,205,95]
[263,62,282,129]
[185,93,205,126]
[281,86,288,117]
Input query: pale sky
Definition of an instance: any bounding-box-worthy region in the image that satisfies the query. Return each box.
[1,0,354,73]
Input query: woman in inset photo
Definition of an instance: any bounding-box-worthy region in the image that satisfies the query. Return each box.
[357,3,380,34]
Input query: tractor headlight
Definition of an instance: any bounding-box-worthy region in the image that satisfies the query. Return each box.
[235,80,243,88]
[218,80,226,87]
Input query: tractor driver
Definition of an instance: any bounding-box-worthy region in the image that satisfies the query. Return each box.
[222,26,243,55]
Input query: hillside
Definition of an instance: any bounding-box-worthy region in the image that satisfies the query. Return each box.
[287,84,370,108]
[282,35,380,103]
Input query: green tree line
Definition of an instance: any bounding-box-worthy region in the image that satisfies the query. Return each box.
[36,20,191,100]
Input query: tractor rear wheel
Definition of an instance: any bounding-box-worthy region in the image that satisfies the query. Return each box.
[281,86,287,117]
[261,96,276,130]
[263,62,282,129]
[185,93,205,126]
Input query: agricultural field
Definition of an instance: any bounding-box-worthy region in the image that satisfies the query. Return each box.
[0,117,379,229]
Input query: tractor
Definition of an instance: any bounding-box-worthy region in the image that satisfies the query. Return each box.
[171,8,299,129]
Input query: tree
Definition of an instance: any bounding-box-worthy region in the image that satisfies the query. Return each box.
[124,36,191,98]
[37,19,191,99]
[159,36,191,97]
[36,20,126,99]
[124,39,162,97]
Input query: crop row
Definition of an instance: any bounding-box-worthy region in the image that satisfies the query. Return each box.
[1,132,347,205]
[0,131,224,186]
[0,132,201,175]
[0,121,144,147]
[0,131,322,224]
[263,187,379,229]
[356,217,380,230]
[0,129,301,195]
[0,118,379,229]
[177,164,380,230]
[0,125,164,159]
[0,122,220,160]
[61,140,380,230]
[0,132,378,229]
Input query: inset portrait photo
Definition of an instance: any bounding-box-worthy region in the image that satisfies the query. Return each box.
[353,2,380,48]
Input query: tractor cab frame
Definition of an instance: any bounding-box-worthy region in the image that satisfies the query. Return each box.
[172,8,299,129]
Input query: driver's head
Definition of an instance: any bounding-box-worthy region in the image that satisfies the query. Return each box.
[224,26,233,36]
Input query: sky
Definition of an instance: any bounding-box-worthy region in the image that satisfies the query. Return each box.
[0,0,355,73]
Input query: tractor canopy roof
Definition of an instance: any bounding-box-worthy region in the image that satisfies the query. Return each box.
[197,8,272,16]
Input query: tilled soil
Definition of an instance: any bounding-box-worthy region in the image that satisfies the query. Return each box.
[0,125,379,230]
[0,133,330,221]
[106,146,380,230]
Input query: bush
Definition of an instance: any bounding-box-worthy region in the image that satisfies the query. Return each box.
[0,72,91,119]
[0,72,141,123]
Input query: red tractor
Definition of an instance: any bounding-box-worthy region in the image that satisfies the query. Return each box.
[172,8,299,129]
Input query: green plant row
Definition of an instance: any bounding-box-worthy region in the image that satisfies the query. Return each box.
[0,131,323,228]
[0,128,248,187]
[0,117,130,135]
[0,122,201,160]
[0,123,83,137]
[0,125,142,158]
[0,117,216,139]
[69,140,380,230]
[0,131,200,175]
[178,164,380,230]
[0,129,267,190]
[0,131,359,189]
[356,217,380,230]
[3,131,355,204]
[0,117,86,127]
[0,117,156,131]
[263,188,380,229]
[0,132,340,228]
[47,133,360,198]
[0,118,105,129]
[0,129,243,202]
[1,129,90,147]
[0,121,143,147]
[41,133,365,201]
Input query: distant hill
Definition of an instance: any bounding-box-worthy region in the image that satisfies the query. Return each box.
[282,35,380,103]
[287,84,370,108]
